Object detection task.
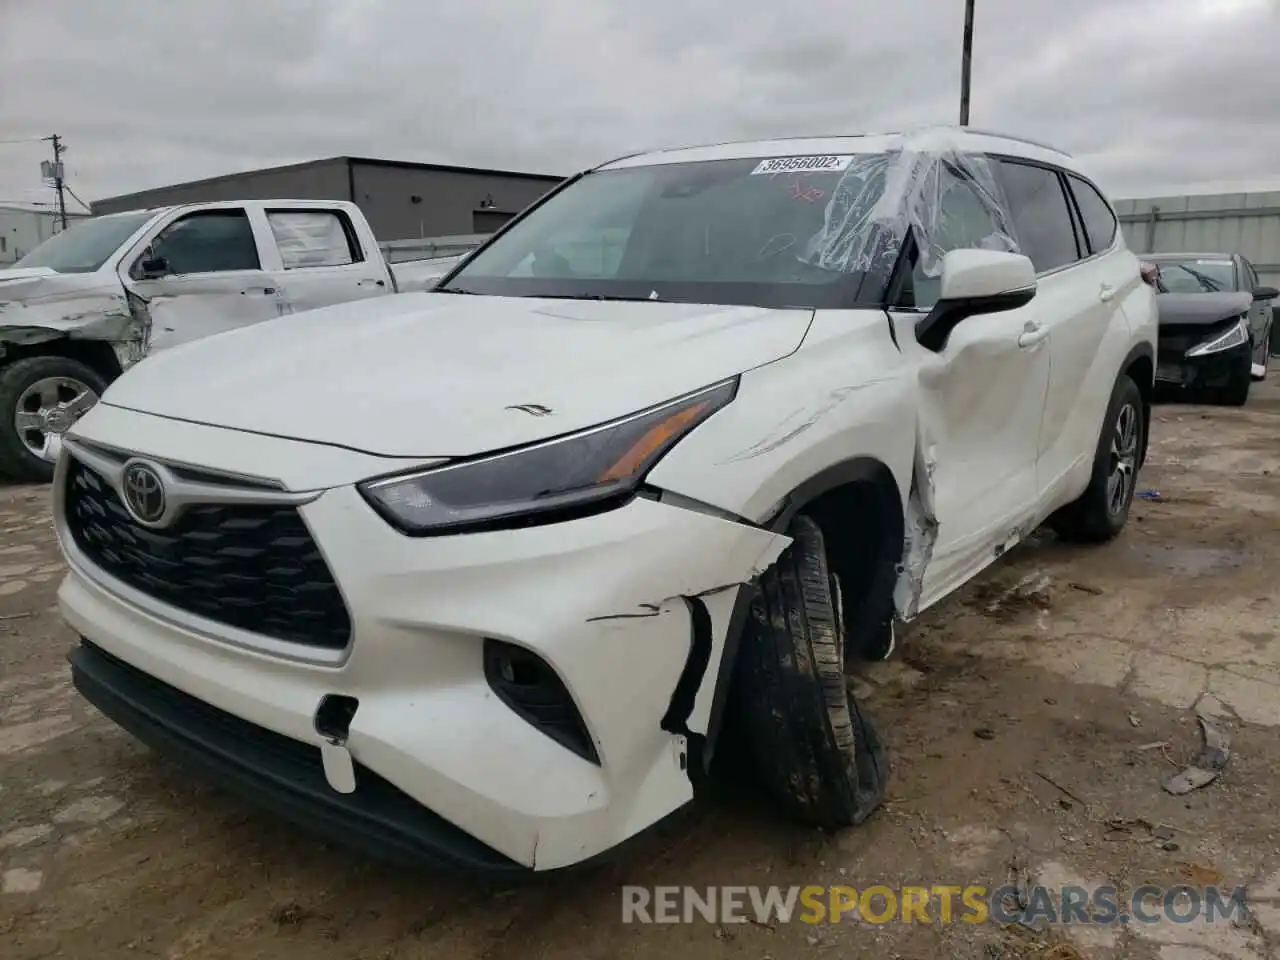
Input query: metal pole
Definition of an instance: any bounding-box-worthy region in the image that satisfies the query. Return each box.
[50,134,67,229]
[959,0,975,126]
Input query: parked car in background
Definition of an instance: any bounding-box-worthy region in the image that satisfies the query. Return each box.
[1145,251,1276,405]
[0,200,455,482]
[55,128,1157,874]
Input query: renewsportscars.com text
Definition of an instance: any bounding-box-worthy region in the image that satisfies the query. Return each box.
[621,884,1248,926]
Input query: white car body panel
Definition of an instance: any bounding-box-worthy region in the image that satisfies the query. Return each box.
[100,294,815,457]
[53,127,1159,872]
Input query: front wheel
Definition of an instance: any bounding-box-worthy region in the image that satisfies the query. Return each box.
[0,357,107,483]
[1215,350,1252,406]
[1048,374,1144,543]
[730,515,887,829]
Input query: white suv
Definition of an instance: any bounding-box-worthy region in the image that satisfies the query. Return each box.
[54,128,1157,874]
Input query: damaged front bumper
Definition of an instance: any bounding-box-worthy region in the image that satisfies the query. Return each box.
[1155,338,1251,391]
[58,471,788,873]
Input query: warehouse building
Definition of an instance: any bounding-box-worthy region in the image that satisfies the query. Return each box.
[90,156,565,242]
[0,204,90,265]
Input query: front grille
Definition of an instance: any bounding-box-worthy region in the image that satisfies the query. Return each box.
[64,458,352,650]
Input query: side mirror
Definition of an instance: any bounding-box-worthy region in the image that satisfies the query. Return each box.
[916,249,1037,352]
[139,255,170,279]
[1252,285,1278,302]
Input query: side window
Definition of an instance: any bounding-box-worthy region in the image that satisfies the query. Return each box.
[996,161,1080,273]
[907,167,1010,308]
[146,210,260,275]
[267,210,360,269]
[1066,174,1117,255]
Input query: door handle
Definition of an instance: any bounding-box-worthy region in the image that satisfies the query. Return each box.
[1018,324,1050,349]
[358,278,386,288]
[1099,284,1115,302]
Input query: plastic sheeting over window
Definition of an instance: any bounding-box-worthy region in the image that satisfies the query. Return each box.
[267,211,355,269]
[797,127,1021,280]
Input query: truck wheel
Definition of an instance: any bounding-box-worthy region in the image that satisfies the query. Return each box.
[0,357,107,484]
[732,515,887,829]
[1048,373,1144,544]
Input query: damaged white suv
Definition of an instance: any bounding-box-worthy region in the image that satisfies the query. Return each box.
[55,128,1157,874]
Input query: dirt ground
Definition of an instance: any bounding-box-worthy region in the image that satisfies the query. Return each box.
[3,380,1280,960]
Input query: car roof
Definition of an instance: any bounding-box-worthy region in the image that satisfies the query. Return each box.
[595,126,1087,177]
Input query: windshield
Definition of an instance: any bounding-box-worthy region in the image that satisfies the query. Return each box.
[441,155,901,309]
[1153,258,1237,294]
[13,211,155,274]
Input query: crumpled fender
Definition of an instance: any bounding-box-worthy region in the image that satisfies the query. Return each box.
[0,289,152,371]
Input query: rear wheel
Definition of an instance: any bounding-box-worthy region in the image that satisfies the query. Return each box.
[1049,374,1144,544]
[0,357,106,483]
[731,515,886,829]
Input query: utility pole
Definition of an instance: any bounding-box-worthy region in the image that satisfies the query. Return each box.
[46,134,68,230]
[959,0,975,126]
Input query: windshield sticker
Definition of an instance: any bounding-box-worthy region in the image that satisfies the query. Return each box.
[750,155,855,176]
[787,180,826,203]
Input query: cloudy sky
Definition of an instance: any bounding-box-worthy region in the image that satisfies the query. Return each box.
[1,0,1277,210]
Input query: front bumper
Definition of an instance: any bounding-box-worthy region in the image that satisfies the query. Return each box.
[55,427,788,873]
[1155,338,1251,390]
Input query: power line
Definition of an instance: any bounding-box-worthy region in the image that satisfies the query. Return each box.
[0,136,49,146]
[63,183,91,212]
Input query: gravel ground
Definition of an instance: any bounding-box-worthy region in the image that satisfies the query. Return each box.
[2,379,1279,960]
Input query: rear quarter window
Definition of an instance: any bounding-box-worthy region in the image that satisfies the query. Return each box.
[1066,174,1118,255]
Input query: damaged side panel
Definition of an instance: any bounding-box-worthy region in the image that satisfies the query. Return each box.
[0,289,152,370]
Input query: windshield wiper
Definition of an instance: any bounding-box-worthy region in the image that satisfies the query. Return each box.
[532,293,666,303]
[434,286,475,294]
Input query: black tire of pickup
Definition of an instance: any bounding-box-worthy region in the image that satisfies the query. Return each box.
[0,357,108,484]
[731,515,887,829]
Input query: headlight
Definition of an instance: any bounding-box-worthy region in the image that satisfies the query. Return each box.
[1187,316,1249,358]
[359,379,737,535]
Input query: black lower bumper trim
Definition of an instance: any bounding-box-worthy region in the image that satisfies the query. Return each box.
[68,640,528,876]
[1155,341,1251,389]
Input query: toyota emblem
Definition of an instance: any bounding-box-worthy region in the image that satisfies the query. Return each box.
[122,462,167,525]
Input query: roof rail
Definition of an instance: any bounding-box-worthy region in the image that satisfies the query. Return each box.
[956,127,1072,157]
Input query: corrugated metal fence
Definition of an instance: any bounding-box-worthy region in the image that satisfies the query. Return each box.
[379,234,487,263]
[1114,191,1280,289]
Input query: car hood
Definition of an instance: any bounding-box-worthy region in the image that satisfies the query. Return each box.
[1156,291,1253,328]
[0,267,119,307]
[102,292,817,458]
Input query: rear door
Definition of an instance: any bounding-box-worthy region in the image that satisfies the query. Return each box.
[120,206,286,353]
[994,161,1126,507]
[260,207,392,313]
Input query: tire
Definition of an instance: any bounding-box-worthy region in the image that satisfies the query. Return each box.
[1048,374,1144,544]
[0,356,108,484]
[731,515,887,829]
[1216,351,1252,406]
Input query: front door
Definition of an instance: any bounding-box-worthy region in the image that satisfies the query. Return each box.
[120,208,286,353]
[889,163,1051,608]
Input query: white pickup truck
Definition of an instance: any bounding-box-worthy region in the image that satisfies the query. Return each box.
[0,199,461,482]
